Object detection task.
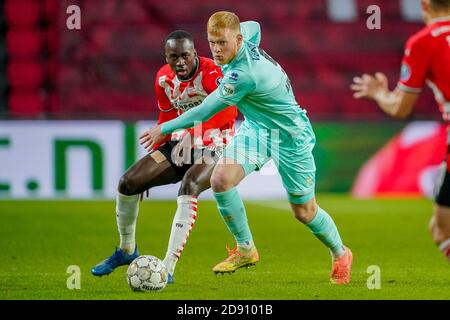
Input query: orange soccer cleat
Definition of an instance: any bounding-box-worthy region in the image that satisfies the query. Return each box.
[212,245,259,274]
[330,246,353,285]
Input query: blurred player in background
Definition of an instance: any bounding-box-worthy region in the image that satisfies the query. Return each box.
[351,0,450,262]
[91,30,238,281]
[141,12,353,284]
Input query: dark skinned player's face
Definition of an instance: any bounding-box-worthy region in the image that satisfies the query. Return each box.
[165,39,197,80]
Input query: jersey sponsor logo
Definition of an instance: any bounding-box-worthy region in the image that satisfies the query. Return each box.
[400,63,411,82]
[221,83,235,97]
[175,99,204,112]
[163,72,209,112]
[229,72,239,81]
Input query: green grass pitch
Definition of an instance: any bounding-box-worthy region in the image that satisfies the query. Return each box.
[0,195,449,300]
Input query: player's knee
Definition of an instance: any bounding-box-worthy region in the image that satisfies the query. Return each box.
[118,174,139,196]
[179,178,202,197]
[210,170,232,192]
[293,201,317,223]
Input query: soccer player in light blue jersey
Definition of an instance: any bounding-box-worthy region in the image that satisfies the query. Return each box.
[140,11,353,284]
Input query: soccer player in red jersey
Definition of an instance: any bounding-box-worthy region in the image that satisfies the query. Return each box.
[91,30,238,280]
[351,0,450,262]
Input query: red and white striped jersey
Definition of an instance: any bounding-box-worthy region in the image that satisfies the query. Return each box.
[154,56,237,149]
[397,16,450,123]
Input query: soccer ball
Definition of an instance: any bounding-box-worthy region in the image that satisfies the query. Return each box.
[126,255,168,292]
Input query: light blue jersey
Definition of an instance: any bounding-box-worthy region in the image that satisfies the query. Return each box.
[161,21,310,142]
[217,21,308,140]
[161,21,316,202]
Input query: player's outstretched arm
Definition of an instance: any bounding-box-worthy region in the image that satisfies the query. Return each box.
[351,72,419,119]
[161,89,228,134]
[139,89,228,151]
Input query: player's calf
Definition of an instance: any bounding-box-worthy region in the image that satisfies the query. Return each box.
[163,195,198,280]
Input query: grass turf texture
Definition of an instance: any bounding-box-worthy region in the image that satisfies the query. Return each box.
[0,195,449,300]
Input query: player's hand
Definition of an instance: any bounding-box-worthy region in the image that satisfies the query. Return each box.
[350,72,388,100]
[139,125,165,152]
[172,133,194,167]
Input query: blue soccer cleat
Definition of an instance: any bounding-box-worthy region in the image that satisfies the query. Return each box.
[167,273,174,284]
[91,247,139,276]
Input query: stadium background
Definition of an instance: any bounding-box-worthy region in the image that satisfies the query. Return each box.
[1,0,450,301]
[0,0,444,200]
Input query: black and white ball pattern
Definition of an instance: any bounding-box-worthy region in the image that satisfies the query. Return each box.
[126,255,168,292]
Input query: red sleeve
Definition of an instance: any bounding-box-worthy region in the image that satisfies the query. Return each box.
[187,63,237,138]
[202,64,223,94]
[397,34,430,93]
[153,71,177,150]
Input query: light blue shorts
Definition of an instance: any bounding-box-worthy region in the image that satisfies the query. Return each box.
[221,121,316,204]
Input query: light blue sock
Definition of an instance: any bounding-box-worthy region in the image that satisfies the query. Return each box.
[214,187,254,247]
[306,206,345,258]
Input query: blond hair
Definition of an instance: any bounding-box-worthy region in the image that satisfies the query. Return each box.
[207,11,240,35]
